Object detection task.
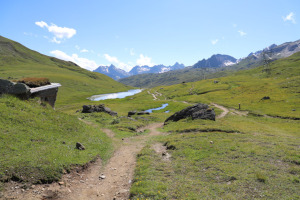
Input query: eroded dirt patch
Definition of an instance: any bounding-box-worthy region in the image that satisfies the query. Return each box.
[152,143,171,161]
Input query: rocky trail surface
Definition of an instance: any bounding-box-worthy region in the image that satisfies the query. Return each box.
[2,123,165,200]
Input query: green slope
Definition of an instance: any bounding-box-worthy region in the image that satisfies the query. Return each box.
[124,52,300,200]
[0,35,131,109]
[148,52,300,118]
[0,95,113,184]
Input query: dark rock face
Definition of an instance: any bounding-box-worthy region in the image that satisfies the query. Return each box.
[128,111,137,117]
[128,110,150,117]
[82,104,117,116]
[165,103,215,123]
[76,142,85,150]
[0,79,30,96]
[193,54,237,69]
[261,96,270,100]
[137,111,150,115]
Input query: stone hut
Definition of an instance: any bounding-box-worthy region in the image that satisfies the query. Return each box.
[0,78,61,109]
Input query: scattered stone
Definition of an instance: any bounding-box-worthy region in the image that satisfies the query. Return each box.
[292,109,296,111]
[137,111,150,115]
[21,189,25,192]
[62,141,66,144]
[58,181,64,185]
[214,80,219,84]
[210,141,214,144]
[82,104,117,116]
[99,175,106,179]
[135,116,150,121]
[31,185,36,189]
[75,142,85,150]
[261,96,270,100]
[165,103,215,123]
[42,190,58,199]
[128,111,137,117]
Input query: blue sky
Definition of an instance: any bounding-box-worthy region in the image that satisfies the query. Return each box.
[1,0,299,71]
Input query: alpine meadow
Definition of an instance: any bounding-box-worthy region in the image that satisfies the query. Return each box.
[0,1,299,199]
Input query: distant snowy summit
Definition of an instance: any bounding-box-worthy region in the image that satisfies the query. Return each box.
[94,39,300,80]
[94,62,185,80]
[192,54,238,69]
[247,40,300,60]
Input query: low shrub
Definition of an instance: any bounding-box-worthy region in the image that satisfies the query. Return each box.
[15,77,50,87]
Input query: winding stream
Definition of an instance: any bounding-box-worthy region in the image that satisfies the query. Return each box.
[145,103,169,113]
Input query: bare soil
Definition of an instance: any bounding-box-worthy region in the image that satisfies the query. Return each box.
[1,123,165,200]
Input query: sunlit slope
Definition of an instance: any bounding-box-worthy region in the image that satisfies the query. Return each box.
[0,95,113,183]
[150,52,300,118]
[0,36,131,107]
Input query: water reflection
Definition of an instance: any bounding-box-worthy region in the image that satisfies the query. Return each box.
[88,89,142,101]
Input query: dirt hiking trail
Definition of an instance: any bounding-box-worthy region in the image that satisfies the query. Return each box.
[2,123,164,200]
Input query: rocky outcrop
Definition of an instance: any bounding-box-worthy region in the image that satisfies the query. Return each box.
[82,104,117,116]
[76,142,85,150]
[128,110,150,117]
[165,103,215,123]
[0,79,30,97]
[128,111,137,117]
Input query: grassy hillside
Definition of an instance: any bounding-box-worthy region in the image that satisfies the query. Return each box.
[0,36,131,110]
[147,52,300,118]
[0,95,113,184]
[116,52,299,199]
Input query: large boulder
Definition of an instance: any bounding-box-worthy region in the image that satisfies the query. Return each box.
[165,103,215,123]
[82,104,117,116]
[0,79,30,96]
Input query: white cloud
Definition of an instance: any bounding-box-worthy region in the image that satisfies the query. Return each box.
[104,54,131,71]
[238,30,247,36]
[35,21,76,44]
[283,12,296,24]
[211,39,219,45]
[130,48,135,56]
[35,21,48,28]
[136,54,155,67]
[50,50,98,71]
[104,54,119,63]
[80,49,89,53]
[51,37,61,44]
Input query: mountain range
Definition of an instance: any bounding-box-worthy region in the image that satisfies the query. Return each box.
[93,62,185,80]
[119,39,300,88]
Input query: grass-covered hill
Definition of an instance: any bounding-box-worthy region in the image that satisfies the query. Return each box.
[0,36,299,199]
[0,35,131,109]
[124,51,300,199]
[149,51,300,118]
[0,95,113,184]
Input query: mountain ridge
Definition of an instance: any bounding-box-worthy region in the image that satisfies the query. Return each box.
[119,39,300,88]
[93,62,185,80]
